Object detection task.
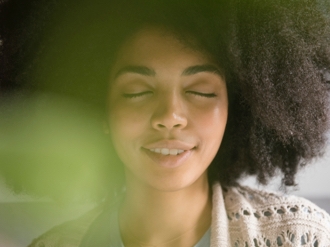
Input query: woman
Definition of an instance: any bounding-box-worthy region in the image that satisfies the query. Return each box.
[1,0,330,246]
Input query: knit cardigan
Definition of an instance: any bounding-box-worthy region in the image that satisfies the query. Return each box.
[28,183,330,247]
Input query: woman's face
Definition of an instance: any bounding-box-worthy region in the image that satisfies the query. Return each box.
[108,28,228,191]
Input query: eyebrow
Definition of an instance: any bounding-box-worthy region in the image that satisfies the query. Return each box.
[114,66,156,79]
[113,64,223,79]
[182,64,223,77]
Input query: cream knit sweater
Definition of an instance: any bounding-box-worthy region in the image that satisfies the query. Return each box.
[28,184,330,247]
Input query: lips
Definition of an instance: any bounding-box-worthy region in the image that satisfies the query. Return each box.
[144,139,195,151]
[149,148,185,155]
[142,140,195,168]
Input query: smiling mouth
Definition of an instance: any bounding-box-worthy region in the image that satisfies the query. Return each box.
[149,148,185,156]
[142,146,194,168]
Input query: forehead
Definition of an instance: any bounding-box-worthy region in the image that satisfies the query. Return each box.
[112,27,214,71]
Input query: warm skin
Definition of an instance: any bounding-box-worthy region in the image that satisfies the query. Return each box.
[108,28,228,247]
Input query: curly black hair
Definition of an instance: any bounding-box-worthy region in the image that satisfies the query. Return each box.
[1,0,329,199]
[212,0,330,187]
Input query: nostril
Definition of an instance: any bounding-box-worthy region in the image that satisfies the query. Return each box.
[151,112,188,130]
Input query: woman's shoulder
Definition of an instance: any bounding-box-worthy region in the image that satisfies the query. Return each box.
[221,184,330,246]
[222,184,330,214]
[27,203,105,247]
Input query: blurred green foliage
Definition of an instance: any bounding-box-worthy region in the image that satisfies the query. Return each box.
[0,93,123,202]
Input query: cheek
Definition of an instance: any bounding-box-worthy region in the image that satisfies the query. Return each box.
[107,102,151,148]
[192,106,228,170]
[192,102,228,141]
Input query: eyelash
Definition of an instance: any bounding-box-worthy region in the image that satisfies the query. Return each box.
[186,91,217,98]
[123,92,153,98]
[122,91,217,99]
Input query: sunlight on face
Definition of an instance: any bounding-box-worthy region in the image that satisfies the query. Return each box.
[107,28,228,191]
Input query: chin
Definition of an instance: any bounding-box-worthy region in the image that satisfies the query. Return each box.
[142,172,209,192]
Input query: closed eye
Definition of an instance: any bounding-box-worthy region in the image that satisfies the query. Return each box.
[123,91,153,98]
[186,91,217,98]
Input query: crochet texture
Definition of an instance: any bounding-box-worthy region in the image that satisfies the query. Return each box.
[212,184,330,247]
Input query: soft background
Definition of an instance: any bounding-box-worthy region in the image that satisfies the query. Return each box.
[0,1,329,246]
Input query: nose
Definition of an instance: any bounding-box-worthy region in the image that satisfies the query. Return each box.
[151,94,188,131]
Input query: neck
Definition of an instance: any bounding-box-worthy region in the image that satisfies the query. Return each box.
[119,174,212,247]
